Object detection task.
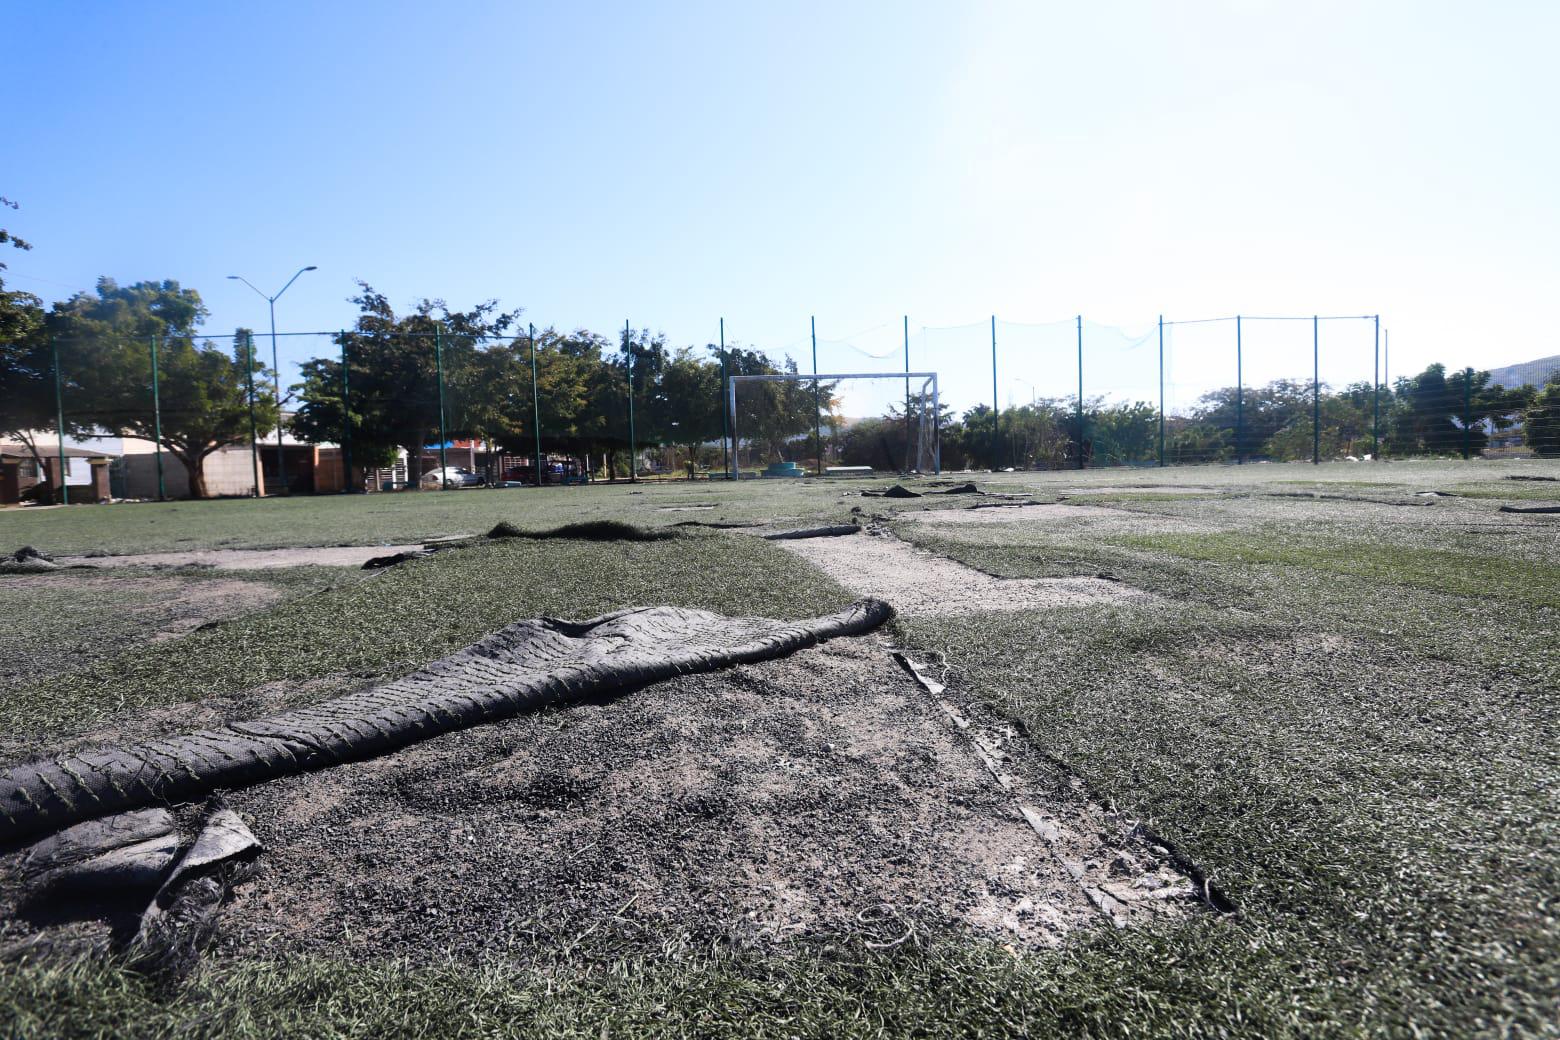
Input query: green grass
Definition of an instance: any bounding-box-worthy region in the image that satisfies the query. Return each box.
[4,461,1559,1038]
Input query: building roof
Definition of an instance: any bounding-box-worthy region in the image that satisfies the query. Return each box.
[0,443,117,460]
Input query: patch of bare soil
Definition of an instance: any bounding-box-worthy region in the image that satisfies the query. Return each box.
[185,634,1192,961]
[774,529,1154,615]
[61,546,426,570]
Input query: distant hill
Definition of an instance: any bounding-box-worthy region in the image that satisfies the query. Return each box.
[1488,354,1560,388]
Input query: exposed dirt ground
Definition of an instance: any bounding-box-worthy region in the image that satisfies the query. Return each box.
[771,527,1155,614]
[199,633,1191,961]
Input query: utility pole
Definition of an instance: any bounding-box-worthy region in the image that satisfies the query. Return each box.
[228,266,316,494]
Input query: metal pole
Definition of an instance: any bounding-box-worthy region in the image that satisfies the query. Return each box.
[719,318,730,479]
[989,316,999,470]
[150,334,165,500]
[245,332,260,497]
[811,316,822,477]
[1312,315,1321,465]
[1463,367,1473,461]
[1372,315,1380,459]
[51,336,68,506]
[1158,315,1165,467]
[1076,315,1085,470]
[903,315,911,474]
[625,319,637,483]
[434,324,449,487]
[530,323,543,487]
[269,297,285,494]
[728,372,740,482]
[932,375,941,474]
[340,331,353,492]
[1235,316,1243,465]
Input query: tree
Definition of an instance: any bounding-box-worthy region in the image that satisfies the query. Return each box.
[0,194,60,498]
[290,282,518,485]
[44,278,278,498]
[1525,375,1560,457]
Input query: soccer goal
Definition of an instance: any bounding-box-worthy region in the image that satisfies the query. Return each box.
[726,371,941,479]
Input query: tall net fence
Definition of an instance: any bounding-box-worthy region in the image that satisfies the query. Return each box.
[16,305,1558,503]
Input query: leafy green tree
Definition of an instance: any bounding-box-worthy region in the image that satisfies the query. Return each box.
[291,282,518,484]
[1090,400,1159,466]
[1525,375,1560,457]
[44,279,277,497]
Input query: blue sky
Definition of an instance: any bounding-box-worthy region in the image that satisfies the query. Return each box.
[5,0,1556,415]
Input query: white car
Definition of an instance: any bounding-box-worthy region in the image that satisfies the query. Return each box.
[419,466,483,488]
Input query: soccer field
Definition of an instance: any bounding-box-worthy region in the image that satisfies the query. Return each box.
[2,460,1557,1039]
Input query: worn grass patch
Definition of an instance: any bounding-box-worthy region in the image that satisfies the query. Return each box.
[1113,530,1560,609]
[0,533,854,757]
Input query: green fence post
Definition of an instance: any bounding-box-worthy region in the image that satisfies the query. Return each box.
[720,319,730,479]
[811,316,822,477]
[435,324,449,487]
[1372,315,1380,459]
[1235,316,1243,465]
[51,335,68,505]
[526,323,542,487]
[245,332,261,497]
[1158,315,1165,467]
[624,319,637,483]
[150,334,166,500]
[1312,315,1321,465]
[1463,367,1473,460]
[339,331,353,493]
[989,315,999,470]
[1076,315,1085,470]
[902,315,911,473]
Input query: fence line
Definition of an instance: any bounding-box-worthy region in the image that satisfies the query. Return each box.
[20,308,1558,502]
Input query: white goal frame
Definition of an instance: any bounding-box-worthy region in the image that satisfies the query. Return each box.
[726,371,941,480]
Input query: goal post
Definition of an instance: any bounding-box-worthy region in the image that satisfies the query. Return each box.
[726,371,941,480]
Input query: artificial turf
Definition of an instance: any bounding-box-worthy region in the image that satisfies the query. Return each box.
[2,460,1558,1038]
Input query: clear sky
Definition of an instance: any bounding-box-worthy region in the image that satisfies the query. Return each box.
[5,0,1556,414]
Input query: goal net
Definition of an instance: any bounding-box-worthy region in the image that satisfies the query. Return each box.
[727,371,940,478]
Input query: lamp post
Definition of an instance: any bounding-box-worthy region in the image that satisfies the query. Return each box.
[228,266,317,494]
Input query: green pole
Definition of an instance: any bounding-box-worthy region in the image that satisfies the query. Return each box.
[1158,315,1165,467]
[625,319,637,483]
[811,316,822,477]
[1076,315,1085,470]
[150,334,166,500]
[903,315,911,473]
[1372,315,1380,460]
[245,332,261,497]
[339,331,353,493]
[1235,316,1243,465]
[1463,367,1473,461]
[434,324,449,488]
[1312,315,1321,465]
[989,316,999,470]
[719,319,730,478]
[529,323,543,487]
[51,335,68,506]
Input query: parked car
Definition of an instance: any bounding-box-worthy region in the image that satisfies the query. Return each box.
[419,466,483,488]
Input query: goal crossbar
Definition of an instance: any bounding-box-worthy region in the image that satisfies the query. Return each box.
[726,371,940,479]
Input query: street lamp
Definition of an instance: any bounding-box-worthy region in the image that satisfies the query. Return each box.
[228,266,317,494]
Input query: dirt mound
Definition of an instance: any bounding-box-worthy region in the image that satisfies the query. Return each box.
[490,520,681,542]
